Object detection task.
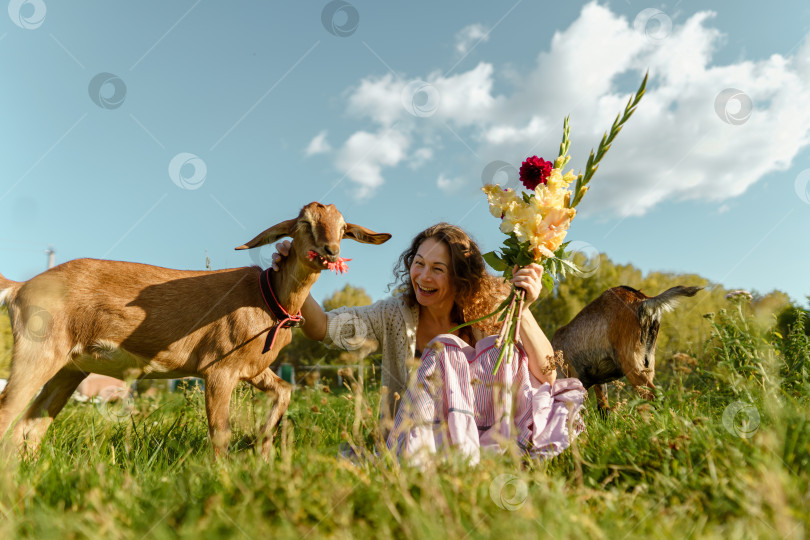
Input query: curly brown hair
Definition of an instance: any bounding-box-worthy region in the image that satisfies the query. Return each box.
[389,223,509,343]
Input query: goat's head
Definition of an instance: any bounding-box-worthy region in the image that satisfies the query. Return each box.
[603,287,659,398]
[611,285,701,400]
[234,202,391,271]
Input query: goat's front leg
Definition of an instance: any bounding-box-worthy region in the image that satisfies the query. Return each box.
[593,383,611,413]
[248,367,292,459]
[204,372,238,457]
[14,369,87,452]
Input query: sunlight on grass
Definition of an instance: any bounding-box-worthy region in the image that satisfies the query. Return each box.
[1,305,808,539]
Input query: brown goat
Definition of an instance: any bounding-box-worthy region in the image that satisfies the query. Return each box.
[552,285,701,409]
[0,202,390,457]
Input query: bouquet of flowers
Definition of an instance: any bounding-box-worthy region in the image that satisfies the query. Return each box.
[458,73,648,374]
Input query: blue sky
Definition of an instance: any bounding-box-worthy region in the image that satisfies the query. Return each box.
[1,1,809,308]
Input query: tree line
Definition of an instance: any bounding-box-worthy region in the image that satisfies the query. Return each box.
[1,257,806,379]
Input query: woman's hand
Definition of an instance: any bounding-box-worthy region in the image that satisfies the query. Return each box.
[271,240,292,272]
[511,263,544,308]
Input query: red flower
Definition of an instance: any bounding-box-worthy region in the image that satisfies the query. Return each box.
[328,258,351,274]
[308,250,351,274]
[519,156,553,190]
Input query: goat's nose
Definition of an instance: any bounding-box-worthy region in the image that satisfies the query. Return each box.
[323,244,339,257]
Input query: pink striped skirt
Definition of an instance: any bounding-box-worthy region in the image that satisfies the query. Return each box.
[386,334,587,465]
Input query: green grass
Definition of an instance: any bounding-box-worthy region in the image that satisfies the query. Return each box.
[2,309,809,539]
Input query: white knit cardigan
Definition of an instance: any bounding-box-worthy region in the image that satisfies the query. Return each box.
[322,294,485,424]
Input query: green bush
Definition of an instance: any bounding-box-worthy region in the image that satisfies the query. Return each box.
[778,308,810,393]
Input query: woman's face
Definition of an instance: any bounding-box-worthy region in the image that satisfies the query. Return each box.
[410,237,455,310]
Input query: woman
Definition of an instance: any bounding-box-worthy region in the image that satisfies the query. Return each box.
[273,223,585,464]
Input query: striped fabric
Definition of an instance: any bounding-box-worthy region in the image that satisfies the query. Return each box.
[386,334,587,466]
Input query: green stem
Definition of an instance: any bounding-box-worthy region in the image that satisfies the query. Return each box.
[569,72,648,209]
[449,290,515,333]
[512,289,526,342]
[492,310,517,375]
[557,116,571,163]
[495,292,518,347]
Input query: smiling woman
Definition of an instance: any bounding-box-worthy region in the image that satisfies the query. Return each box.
[274,222,586,464]
[392,224,509,351]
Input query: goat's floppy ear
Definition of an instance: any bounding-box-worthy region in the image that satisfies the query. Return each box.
[343,223,392,245]
[235,218,297,250]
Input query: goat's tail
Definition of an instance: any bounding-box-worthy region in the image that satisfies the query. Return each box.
[0,272,19,307]
[643,285,702,316]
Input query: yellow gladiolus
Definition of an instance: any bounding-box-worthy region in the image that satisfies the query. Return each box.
[562,170,576,186]
[485,165,577,263]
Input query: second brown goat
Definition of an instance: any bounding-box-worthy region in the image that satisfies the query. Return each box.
[552,285,701,409]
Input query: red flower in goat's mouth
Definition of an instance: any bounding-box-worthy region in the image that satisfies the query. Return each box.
[307,250,351,274]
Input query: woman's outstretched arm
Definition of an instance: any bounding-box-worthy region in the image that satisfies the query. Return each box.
[300,293,327,341]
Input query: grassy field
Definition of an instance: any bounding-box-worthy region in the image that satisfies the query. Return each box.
[1,306,809,539]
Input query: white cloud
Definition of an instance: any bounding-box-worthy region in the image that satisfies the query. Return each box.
[345,62,498,127]
[305,130,332,156]
[334,129,410,199]
[409,147,433,169]
[330,1,810,215]
[455,23,489,56]
[346,73,403,127]
[437,174,466,193]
